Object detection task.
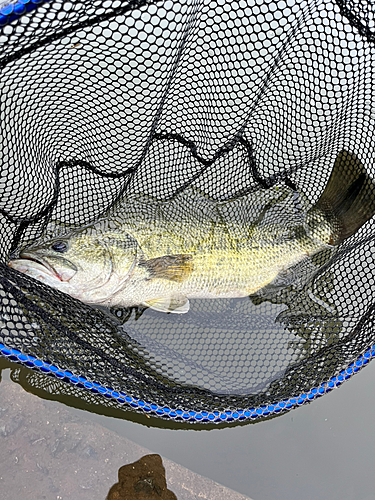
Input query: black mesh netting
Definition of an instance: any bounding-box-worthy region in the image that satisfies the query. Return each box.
[0,0,375,423]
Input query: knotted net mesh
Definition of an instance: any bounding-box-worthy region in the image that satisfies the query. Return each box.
[0,0,375,424]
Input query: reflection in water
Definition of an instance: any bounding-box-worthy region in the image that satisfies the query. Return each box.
[107,454,177,500]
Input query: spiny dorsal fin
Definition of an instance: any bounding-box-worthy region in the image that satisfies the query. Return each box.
[141,254,193,283]
[143,296,190,314]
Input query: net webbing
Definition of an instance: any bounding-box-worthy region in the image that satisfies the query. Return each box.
[0,0,375,424]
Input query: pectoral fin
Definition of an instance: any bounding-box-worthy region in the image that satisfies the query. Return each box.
[141,254,193,283]
[143,296,190,314]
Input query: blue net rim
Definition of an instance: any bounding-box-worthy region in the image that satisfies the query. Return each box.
[0,0,53,26]
[0,341,372,423]
[1,0,373,423]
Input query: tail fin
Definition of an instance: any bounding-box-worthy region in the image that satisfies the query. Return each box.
[314,150,375,245]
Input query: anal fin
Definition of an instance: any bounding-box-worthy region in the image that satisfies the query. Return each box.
[143,296,190,314]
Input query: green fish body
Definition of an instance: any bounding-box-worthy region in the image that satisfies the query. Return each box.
[9,151,375,314]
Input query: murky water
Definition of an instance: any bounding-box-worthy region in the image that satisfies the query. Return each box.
[78,357,375,500]
[1,353,375,500]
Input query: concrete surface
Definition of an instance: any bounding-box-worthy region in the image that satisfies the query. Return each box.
[0,379,253,500]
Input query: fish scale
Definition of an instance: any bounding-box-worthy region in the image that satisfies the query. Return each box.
[8,151,375,314]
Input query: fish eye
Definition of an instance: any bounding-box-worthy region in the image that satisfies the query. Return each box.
[51,241,68,253]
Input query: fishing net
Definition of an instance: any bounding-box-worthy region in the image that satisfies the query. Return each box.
[1,0,375,424]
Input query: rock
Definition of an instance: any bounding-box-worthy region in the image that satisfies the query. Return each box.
[107,454,178,499]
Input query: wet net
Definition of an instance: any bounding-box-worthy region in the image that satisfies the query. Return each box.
[1,0,375,424]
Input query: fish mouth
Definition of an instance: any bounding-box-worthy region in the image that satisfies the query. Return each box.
[16,252,75,282]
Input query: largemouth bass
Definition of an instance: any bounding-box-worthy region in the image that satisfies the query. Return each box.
[8,151,375,314]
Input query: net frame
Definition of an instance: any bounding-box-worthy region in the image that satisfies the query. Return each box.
[0,0,374,424]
